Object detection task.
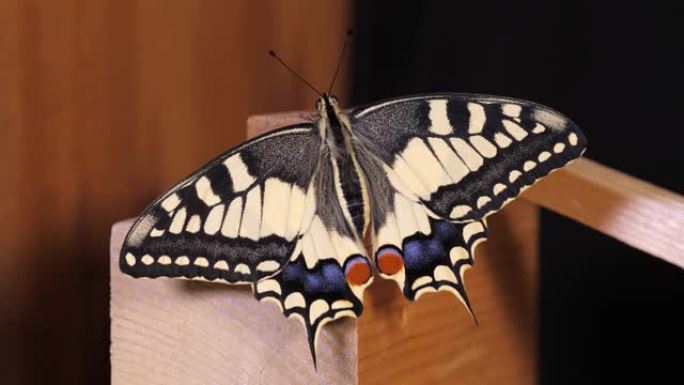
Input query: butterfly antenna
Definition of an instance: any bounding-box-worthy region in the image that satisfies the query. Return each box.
[268,50,322,97]
[328,29,354,94]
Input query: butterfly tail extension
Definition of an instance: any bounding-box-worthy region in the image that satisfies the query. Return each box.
[374,213,488,318]
[253,248,371,366]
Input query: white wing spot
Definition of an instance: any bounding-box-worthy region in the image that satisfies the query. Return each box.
[532,123,546,134]
[195,176,221,206]
[286,185,307,240]
[125,253,136,266]
[239,186,262,240]
[494,132,513,148]
[493,183,506,195]
[553,143,566,154]
[411,276,434,290]
[141,255,154,265]
[434,265,458,283]
[186,215,201,233]
[509,170,522,183]
[463,222,485,243]
[213,260,229,270]
[221,197,243,238]
[568,133,578,146]
[502,104,521,119]
[477,196,491,208]
[428,99,453,135]
[261,178,291,238]
[400,138,452,193]
[450,247,470,264]
[523,161,537,171]
[256,260,280,273]
[300,232,318,269]
[175,256,190,266]
[331,300,354,310]
[502,120,529,141]
[467,102,486,134]
[309,299,330,324]
[450,205,472,219]
[150,228,165,237]
[390,156,430,199]
[158,255,172,265]
[194,257,209,267]
[284,292,306,309]
[538,151,552,162]
[469,135,497,158]
[169,207,187,234]
[427,137,470,183]
[256,279,281,295]
[234,263,251,275]
[204,204,225,235]
[449,138,484,171]
[223,153,255,192]
[161,194,181,212]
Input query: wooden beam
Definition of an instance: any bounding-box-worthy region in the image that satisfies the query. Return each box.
[523,158,684,268]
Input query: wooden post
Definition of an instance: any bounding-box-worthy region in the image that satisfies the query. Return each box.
[111,111,684,385]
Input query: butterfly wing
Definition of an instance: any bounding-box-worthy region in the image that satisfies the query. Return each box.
[349,93,586,306]
[120,124,371,365]
[350,94,587,221]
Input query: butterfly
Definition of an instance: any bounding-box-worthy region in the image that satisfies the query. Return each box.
[119,92,586,366]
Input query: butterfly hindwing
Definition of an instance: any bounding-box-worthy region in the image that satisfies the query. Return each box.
[350,94,587,222]
[255,153,373,365]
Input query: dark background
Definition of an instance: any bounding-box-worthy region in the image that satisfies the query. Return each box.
[352,1,682,384]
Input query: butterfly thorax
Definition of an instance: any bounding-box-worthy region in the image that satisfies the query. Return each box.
[316,94,371,238]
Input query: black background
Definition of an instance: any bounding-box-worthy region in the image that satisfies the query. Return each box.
[352,1,683,383]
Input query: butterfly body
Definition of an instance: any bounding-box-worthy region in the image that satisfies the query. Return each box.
[120,93,586,365]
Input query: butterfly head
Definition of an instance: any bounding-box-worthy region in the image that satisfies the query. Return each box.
[316,94,342,122]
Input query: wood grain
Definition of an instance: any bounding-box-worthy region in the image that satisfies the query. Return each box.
[523,158,684,268]
[111,220,357,385]
[0,1,351,383]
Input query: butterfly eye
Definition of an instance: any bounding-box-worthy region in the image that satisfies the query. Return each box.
[329,95,339,105]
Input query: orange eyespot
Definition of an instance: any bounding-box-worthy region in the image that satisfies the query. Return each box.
[345,257,371,286]
[376,247,404,275]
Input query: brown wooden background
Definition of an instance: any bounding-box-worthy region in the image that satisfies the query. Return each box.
[0,1,351,383]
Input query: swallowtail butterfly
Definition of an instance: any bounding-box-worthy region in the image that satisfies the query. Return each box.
[120,92,586,365]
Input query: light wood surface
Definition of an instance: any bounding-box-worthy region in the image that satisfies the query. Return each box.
[111,220,357,385]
